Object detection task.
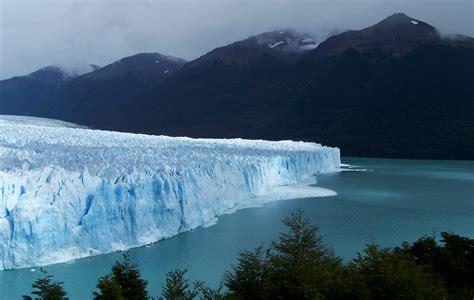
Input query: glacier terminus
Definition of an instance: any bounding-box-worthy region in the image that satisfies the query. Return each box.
[0,117,340,270]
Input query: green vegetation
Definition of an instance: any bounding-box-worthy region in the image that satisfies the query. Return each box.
[396,232,474,299]
[161,269,203,300]
[93,253,148,300]
[22,269,68,300]
[25,210,474,299]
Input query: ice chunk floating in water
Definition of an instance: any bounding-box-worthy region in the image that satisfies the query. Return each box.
[0,118,340,270]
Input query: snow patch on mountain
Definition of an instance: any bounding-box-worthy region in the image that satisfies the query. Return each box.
[299,43,319,50]
[255,30,319,54]
[269,41,285,48]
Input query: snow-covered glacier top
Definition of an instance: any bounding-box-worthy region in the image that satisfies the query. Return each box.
[0,118,340,270]
[0,115,86,129]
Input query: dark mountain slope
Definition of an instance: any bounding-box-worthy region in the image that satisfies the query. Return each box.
[312,13,441,57]
[34,53,187,128]
[80,52,186,80]
[0,66,71,117]
[75,30,319,132]
[131,14,474,159]
[133,42,473,160]
[255,44,474,159]
[184,29,317,69]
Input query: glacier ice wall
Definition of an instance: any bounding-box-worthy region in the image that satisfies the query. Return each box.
[0,120,340,270]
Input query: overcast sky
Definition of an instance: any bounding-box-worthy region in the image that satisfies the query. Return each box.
[0,0,473,80]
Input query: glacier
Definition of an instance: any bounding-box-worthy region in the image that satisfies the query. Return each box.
[0,117,340,270]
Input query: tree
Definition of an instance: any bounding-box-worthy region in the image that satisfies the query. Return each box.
[200,282,225,300]
[398,232,474,298]
[437,232,474,298]
[351,244,447,300]
[224,246,269,299]
[267,208,342,299]
[22,268,68,300]
[161,269,202,300]
[93,252,148,300]
[93,274,125,300]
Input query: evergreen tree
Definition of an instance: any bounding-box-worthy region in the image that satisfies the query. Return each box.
[351,244,447,300]
[398,232,474,298]
[93,252,148,300]
[267,208,342,299]
[434,232,474,298]
[93,274,125,300]
[224,246,269,299]
[161,269,202,300]
[22,269,68,300]
[224,209,344,299]
[200,282,225,300]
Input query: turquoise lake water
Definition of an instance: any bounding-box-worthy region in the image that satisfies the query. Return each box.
[1,157,473,299]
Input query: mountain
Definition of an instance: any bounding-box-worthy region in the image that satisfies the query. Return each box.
[0,53,188,127]
[80,52,186,81]
[0,14,472,159]
[264,44,473,159]
[52,31,318,131]
[118,30,320,135]
[172,29,318,90]
[312,13,441,57]
[139,14,474,159]
[183,29,318,71]
[0,66,71,117]
[27,65,72,83]
[52,53,188,128]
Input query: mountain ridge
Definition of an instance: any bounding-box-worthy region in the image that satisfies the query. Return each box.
[310,13,441,58]
[0,13,473,159]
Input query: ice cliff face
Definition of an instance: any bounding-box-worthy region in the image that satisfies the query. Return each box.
[0,118,340,270]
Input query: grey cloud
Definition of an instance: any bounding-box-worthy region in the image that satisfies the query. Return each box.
[1,0,472,79]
